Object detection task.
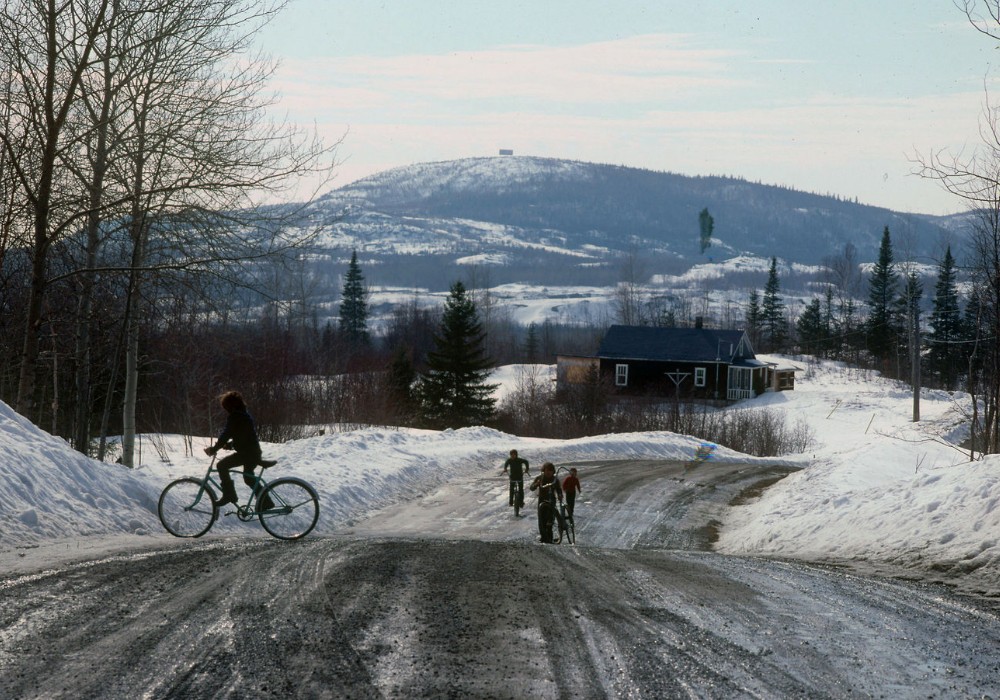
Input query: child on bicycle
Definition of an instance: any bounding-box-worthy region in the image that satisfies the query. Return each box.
[502,449,530,511]
[204,390,272,509]
[529,462,563,543]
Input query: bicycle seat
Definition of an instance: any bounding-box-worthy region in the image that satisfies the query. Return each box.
[259,459,277,469]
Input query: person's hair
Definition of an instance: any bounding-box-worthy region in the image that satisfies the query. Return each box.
[570,468,577,474]
[542,461,554,472]
[510,449,518,456]
[219,390,246,412]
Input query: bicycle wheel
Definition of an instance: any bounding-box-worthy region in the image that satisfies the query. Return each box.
[554,511,565,544]
[258,477,320,540]
[158,478,218,537]
[565,515,575,545]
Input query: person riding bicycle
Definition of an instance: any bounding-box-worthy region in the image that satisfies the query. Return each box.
[204,390,272,509]
[502,449,530,512]
[529,462,563,543]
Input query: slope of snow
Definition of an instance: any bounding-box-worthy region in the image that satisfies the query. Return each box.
[715,358,999,595]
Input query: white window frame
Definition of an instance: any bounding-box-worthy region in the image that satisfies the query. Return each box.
[694,367,706,387]
[615,364,628,386]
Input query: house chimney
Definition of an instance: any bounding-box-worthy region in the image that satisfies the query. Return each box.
[695,316,703,329]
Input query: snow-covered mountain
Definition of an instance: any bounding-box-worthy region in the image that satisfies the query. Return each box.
[306,156,959,283]
[271,156,967,328]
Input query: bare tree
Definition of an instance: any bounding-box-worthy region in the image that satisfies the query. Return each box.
[913,1,1000,451]
[821,242,863,360]
[107,0,337,465]
[2,0,340,462]
[1,0,113,421]
[613,245,646,326]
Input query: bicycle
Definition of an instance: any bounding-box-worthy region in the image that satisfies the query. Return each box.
[535,497,574,544]
[553,466,577,544]
[508,477,527,517]
[158,454,320,540]
[555,500,575,544]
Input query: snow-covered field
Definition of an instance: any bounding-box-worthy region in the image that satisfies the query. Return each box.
[2,357,997,597]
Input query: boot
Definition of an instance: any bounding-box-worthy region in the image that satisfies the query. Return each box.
[217,472,239,507]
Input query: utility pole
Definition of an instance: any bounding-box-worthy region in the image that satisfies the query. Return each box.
[910,288,920,422]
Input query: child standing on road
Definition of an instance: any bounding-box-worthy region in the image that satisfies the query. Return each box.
[562,467,581,519]
[529,462,563,543]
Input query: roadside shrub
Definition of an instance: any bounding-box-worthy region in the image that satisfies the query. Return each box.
[495,380,815,457]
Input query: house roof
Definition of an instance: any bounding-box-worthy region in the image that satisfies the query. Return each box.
[597,325,751,363]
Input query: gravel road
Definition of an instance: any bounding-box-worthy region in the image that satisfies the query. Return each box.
[2,459,998,698]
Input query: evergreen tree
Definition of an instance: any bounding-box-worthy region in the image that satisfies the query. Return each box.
[897,271,923,383]
[419,281,498,428]
[962,288,984,380]
[523,322,540,363]
[745,289,762,348]
[866,226,898,362]
[338,251,369,345]
[761,257,787,351]
[698,208,714,254]
[927,246,964,389]
[839,297,860,362]
[387,346,417,424]
[796,297,826,355]
[822,288,836,358]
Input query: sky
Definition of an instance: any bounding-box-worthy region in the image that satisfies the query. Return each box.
[2,357,998,600]
[252,0,1000,216]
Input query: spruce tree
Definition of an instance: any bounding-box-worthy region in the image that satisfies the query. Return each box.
[866,226,898,362]
[822,288,836,358]
[419,281,498,428]
[523,322,540,363]
[796,297,825,355]
[745,289,762,348]
[761,257,787,351]
[698,208,714,254]
[927,246,963,389]
[387,346,417,424]
[339,251,369,345]
[896,271,923,384]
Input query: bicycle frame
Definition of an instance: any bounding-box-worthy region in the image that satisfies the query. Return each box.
[189,455,277,516]
[160,452,319,540]
[508,478,525,505]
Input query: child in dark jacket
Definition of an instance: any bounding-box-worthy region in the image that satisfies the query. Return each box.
[529,462,564,543]
[204,391,271,508]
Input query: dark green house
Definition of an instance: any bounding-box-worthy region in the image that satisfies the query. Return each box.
[558,324,793,401]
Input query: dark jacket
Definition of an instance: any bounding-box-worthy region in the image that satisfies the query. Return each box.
[530,473,563,506]
[504,456,529,480]
[213,407,262,458]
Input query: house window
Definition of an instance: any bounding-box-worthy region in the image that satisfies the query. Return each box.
[694,367,706,387]
[615,364,628,386]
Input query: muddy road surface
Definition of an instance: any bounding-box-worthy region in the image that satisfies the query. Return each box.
[3,459,999,698]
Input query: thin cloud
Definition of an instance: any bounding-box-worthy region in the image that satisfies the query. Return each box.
[264,28,987,215]
[273,33,744,109]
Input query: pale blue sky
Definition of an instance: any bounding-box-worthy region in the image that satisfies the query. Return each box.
[258,1,998,215]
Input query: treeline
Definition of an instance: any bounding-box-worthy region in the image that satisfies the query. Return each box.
[737,227,1000,457]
